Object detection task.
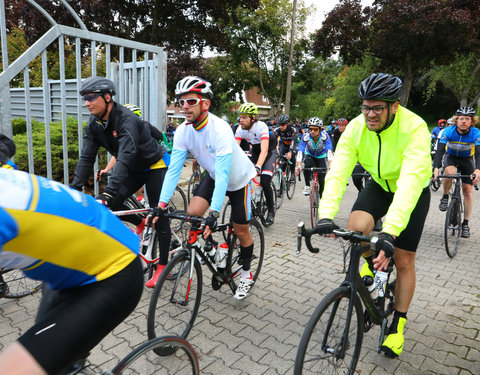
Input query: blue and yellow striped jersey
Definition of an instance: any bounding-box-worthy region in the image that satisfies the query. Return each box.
[0,169,140,290]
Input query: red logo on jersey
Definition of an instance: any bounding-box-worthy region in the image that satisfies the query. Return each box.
[113,131,117,137]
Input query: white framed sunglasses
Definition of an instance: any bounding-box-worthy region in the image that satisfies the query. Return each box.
[178,98,202,107]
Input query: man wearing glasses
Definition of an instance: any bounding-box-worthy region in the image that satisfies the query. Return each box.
[71,76,171,288]
[315,73,431,358]
[150,76,258,300]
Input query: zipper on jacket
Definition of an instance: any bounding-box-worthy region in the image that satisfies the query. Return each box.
[376,133,392,192]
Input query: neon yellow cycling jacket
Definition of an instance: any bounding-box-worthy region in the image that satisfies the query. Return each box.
[319,105,431,237]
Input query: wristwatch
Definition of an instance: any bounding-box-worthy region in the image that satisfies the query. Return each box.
[209,210,220,219]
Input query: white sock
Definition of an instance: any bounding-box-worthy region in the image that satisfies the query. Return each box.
[241,269,252,279]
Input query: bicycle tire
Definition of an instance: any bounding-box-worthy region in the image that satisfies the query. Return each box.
[272,169,285,209]
[221,199,232,243]
[258,181,277,227]
[111,336,199,375]
[286,167,296,199]
[169,187,188,235]
[444,198,461,258]
[226,219,265,290]
[147,250,202,346]
[187,171,201,204]
[1,268,41,298]
[309,185,319,228]
[294,286,364,375]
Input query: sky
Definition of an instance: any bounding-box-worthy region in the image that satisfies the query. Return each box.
[304,0,373,35]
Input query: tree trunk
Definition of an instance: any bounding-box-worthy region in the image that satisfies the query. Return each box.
[401,57,413,106]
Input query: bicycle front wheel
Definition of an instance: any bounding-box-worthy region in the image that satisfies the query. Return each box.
[309,185,319,228]
[444,198,461,258]
[294,286,364,375]
[111,336,199,375]
[227,219,265,290]
[147,250,203,345]
[169,187,188,236]
[272,169,285,209]
[1,268,41,298]
[286,167,296,199]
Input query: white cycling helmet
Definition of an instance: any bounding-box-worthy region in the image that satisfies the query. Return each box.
[175,76,213,99]
[308,117,323,128]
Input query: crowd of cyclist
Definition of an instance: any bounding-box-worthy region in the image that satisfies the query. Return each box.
[1,71,479,374]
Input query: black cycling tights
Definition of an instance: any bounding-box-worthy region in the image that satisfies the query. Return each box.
[260,174,275,210]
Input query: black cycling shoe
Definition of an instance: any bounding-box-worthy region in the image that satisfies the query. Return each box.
[439,196,448,211]
[461,224,470,238]
[265,209,275,226]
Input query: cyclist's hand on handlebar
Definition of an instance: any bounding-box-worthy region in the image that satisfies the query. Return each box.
[432,168,439,181]
[472,171,480,186]
[147,206,165,225]
[203,211,218,238]
[373,232,395,271]
[315,218,337,237]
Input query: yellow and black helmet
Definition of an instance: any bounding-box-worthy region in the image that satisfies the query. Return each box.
[238,103,258,116]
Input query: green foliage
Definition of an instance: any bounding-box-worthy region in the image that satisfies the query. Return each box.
[11,117,102,184]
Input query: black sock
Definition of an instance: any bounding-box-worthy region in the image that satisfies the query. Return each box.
[389,310,407,333]
[462,219,469,226]
[442,194,448,199]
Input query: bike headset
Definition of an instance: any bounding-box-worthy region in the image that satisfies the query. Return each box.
[238,103,259,130]
[358,73,403,133]
[79,76,116,125]
[175,76,214,126]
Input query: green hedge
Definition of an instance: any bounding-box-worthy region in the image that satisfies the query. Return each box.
[12,117,107,188]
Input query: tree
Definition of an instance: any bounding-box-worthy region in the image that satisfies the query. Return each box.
[312,0,475,105]
[216,0,310,116]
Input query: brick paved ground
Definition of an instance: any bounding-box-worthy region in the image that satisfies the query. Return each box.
[1,169,480,374]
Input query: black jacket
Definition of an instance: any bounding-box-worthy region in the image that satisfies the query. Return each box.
[71,102,165,194]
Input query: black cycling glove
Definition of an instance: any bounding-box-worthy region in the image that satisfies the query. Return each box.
[374,232,395,259]
[315,218,336,235]
[205,211,218,231]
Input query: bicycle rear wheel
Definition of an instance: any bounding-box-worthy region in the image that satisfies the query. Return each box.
[294,286,364,375]
[226,219,265,291]
[187,171,201,204]
[272,169,284,209]
[444,198,461,258]
[309,185,319,228]
[111,336,199,374]
[286,167,296,199]
[147,250,202,346]
[1,268,41,298]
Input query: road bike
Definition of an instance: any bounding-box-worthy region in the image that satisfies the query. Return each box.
[0,268,41,299]
[303,167,327,228]
[438,173,477,258]
[294,223,396,374]
[147,211,265,346]
[272,155,296,208]
[66,335,199,374]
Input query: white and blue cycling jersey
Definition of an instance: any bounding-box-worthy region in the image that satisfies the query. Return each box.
[0,168,139,290]
[439,125,480,158]
[159,113,256,213]
[297,130,333,160]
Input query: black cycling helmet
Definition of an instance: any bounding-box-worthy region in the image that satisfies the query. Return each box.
[455,106,476,117]
[0,133,16,165]
[79,76,116,96]
[358,73,402,102]
[277,114,290,125]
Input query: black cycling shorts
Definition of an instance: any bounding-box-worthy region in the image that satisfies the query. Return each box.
[443,153,475,185]
[351,179,430,252]
[18,257,143,375]
[194,174,251,224]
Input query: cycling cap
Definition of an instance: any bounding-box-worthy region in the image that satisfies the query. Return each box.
[277,114,290,125]
[308,117,323,127]
[358,73,402,101]
[455,106,476,116]
[124,104,142,117]
[238,103,258,116]
[175,76,213,99]
[79,76,116,96]
[337,118,348,126]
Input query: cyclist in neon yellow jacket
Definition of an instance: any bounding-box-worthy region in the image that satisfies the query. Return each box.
[316,73,431,358]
